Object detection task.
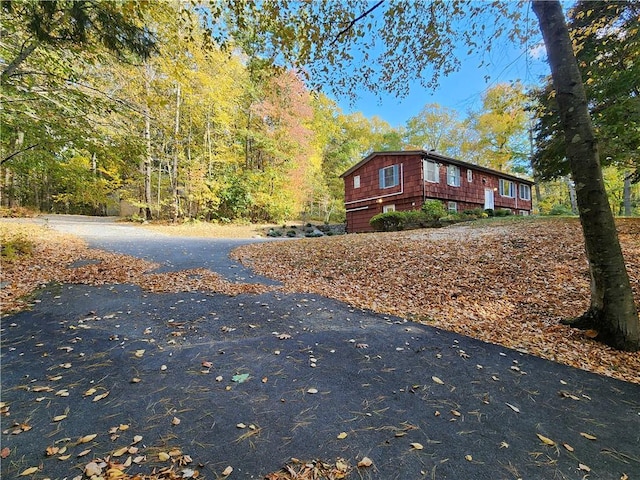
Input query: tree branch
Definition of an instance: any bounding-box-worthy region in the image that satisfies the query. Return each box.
[329,0,385,47]
[1,42,38,84]
[1,144,39,165]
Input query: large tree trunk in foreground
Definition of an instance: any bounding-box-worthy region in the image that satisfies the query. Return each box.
[532,1,639,351]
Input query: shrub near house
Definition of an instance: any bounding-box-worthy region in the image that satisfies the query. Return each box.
[341,150,534,233]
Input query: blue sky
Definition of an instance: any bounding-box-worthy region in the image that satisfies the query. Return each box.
[330,13,551,128]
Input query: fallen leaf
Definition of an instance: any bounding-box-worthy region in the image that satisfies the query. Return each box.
[222,465,233,476]
[563,443,574,452]
[431,376,444,385]
[53,414,67,422]
[132,435,143,444]
[58,454,71,461]
[79,433,97,444]
[172,417,181,425]
[357,457,373,467]
[580,432,597,440]
[113,446,129,457]
[158,452,170,461]
[465,454,473,461]
[0,447,10,459]
[77,449,91,457]
[93,391,109,402]
[119,424,130,431]
[307,388,318,394]
[231,373,250,383]
[134,350,145,358]
[202,361,213,368]
[83,387,97,397]
[536,433,556,446]
[584,329,598,338]
[451,410,461,417]
[579,463,591,472]
[410,442,424,450]
[505,403,520,413]
[45,446,59,456]
[131,377,141,383]
[337,432,348,439]
[19,466,38,476]
[236,423,247,429]
[85,462,102,476]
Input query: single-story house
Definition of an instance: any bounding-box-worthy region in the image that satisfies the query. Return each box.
[341,150,535,233]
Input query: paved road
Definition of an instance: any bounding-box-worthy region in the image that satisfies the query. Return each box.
[37,215,280,283]
[1,216,639,480]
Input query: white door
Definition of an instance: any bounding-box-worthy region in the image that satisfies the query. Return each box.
[484,188,494,210]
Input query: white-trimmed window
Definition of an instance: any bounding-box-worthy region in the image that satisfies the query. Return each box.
[499,179,516,198]
[379,165,400,189]
[519,210,529,216]
[383,204,396,213]
[353,175,360,189]
[447,201,458,212]
[447,165,461,187]
[519,184,531,200]
[467,169,473,183]
[424,160,439,183]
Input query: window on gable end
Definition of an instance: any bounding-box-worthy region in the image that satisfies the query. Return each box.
[379,165,400,189]
[467,169,473,182]
[353,175,360,189]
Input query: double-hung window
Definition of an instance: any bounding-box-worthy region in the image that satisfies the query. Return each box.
[424,160,439,183]
[499,179,516,198]
[447,165,461,187]
[379,165,400,189]
[519,184,531,200]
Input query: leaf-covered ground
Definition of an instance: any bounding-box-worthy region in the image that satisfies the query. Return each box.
[0,223,273,315]
[3,218,639,385]
[232,217,640,384]
[2,217,639,480]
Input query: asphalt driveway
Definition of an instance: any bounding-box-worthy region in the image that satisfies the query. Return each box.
[1,215,638,479]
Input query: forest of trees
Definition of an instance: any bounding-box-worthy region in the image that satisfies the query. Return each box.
[1,1,638,223]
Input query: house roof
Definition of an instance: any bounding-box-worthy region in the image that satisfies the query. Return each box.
[340,150,535,185]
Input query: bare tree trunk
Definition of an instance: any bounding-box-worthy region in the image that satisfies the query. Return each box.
[623,171,632,216]
[141,73,153,221]
[533,0,639,351]
[172,83,181,222]
[566,177,578,214]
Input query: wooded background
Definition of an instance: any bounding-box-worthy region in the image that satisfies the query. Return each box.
[1,1,638,223]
